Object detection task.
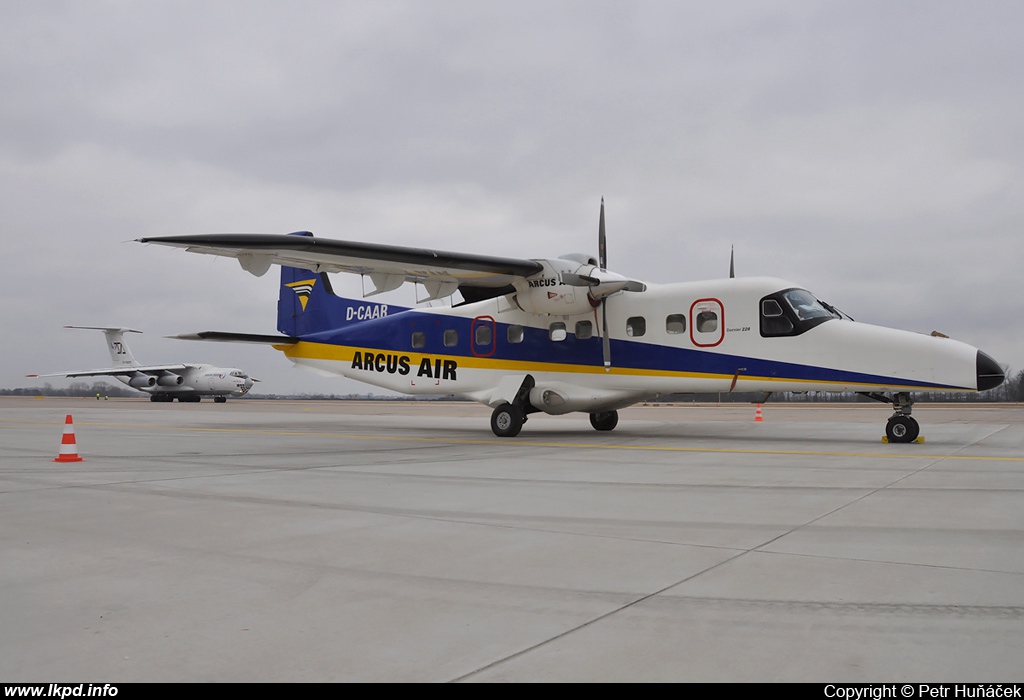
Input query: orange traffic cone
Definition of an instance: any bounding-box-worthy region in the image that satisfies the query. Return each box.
[754,404,764,422]
[53,414,84,462]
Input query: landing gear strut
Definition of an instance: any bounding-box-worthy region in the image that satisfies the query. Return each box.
[490,375,537,438]
[861,391,920,443]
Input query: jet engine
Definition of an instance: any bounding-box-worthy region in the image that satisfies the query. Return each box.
[128,374,157,388]
[157,373,184,386]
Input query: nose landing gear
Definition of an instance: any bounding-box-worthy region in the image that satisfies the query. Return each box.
[861,391,921,443]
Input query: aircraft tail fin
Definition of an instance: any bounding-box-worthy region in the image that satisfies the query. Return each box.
[277,233,409,337]
[64,326,142,368]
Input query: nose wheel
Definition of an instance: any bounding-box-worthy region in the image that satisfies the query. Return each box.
[885,414,920,443]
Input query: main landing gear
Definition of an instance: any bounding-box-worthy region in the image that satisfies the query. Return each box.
[490,375,536,438]
[589,410,619,431]
[490,403,525,437]
[487,375,623,437]
[860,391,920,443]
[489,405,622,437]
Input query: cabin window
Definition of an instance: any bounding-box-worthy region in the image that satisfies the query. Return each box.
[443,329,458,347]
[411,331,426,349]
[696,311,718,333]
[575,320,593,340]
[626,316,646,337]
[666,314,686,334]
[475,324,492,346]
[549,322,567,342]
[507,325,524,343]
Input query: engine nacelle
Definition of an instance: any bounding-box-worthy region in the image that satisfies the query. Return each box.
[157,373,184,386]
[513,259,599,316]
[128,374,157,388]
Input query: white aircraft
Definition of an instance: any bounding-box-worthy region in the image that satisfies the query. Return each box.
[137,201,1004,440]
[29,326,255,402]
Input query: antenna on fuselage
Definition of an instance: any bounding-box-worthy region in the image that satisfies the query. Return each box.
[730,245,735,278]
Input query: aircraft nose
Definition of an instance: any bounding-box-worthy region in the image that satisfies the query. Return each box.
[976,351,1004,391]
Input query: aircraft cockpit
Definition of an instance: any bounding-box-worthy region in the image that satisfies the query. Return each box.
[760,288,847,337]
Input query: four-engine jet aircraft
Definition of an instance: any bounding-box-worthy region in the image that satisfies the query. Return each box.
[29,326,255,402]
[137,202,1004,439]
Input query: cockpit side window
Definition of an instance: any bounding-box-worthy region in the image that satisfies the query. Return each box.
[760,288,836,337]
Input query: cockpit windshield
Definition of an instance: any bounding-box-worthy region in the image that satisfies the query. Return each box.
[781,289,835,322]
[760,288,843,337]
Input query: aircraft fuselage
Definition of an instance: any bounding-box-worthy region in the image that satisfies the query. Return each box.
[276,276,997,414]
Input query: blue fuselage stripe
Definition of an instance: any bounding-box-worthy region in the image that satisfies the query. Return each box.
[295,309,957,389]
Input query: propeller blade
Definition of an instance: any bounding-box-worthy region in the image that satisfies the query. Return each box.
[598,198,612,370]
[602,300,611,371]
[561,272,600,287]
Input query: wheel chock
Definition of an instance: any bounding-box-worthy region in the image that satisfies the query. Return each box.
[881,435,926,444]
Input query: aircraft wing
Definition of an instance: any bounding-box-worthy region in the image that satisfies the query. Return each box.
[135,233,545,289]
[29,364,190,379]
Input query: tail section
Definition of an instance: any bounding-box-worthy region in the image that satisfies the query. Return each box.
[65,326,142,367]
[277,233,409,338]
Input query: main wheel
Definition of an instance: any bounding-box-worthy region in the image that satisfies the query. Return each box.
[589,410,619,431]
[490,403,524,438]
[886,415,920,443]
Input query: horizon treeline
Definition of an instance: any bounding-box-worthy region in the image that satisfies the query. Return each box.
[4,370,1024,403]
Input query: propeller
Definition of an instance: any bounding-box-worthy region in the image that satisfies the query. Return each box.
[599,198,611,371]
[560,198,646,370]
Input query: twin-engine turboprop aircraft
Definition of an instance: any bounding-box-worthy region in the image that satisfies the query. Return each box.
[137,202,1004,440]
[29,326,255,402]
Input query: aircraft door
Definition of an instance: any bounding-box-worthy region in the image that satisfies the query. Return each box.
[690,298,725,347]
[471,316,496,357]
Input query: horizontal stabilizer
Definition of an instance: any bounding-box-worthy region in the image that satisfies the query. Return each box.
[64,325,143,334]
[169,331,299,345]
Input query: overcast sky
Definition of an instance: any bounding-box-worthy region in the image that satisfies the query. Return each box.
[2,1,1022,396]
